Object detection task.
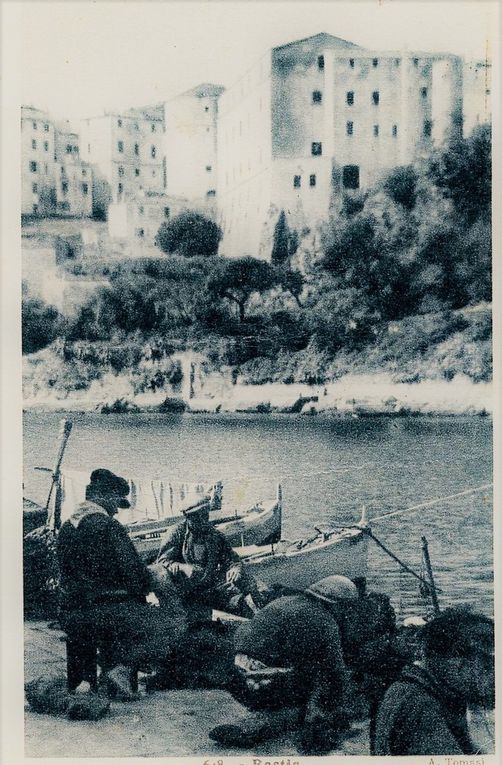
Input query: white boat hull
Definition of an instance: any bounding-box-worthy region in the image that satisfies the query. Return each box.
[238,527,368,590]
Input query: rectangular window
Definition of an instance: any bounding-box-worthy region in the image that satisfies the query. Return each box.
[311,142,322,156]
[82,169,87,177]
[139,206,144,215]
[66,144,72,154]
[137,228,144,238]
[207,189,216,197]
[117,119,122,127]
[421,87,428,98]
[135,168,140,176]
[31,139,37,149]
[372,91,380,105]
[29,161,37,172]
[392,124,398,137]
[204,106,209,112]
[87,143,91,153]
[206,165,212,172]
[312,90,322,104]
[164,207,170,218]
[118,140,124,153]
[413,58,419,67]
[118,166,124,177]
[33,204,38,214]
[82,183,88,194]
[349,58,355,68]
[151,145,156,158]
[32,183,38,193]
[44,123,49,132]
[44,163,48,174]
[394,58,401,66]
[32,121,37,130]
[423,120,432,137]
[372,58,379,67]
[343,165,360,189]
[309,174,316,187]
[346,121,354,136]
[346,91,354,105]
[134,143,139,156]
[118,182,123,194]
[44,141,49,151]
[61,181,68,194]
[373,124,379,137]
[317,55,324,70]
[293,175,301,188]
[151,123,156,132]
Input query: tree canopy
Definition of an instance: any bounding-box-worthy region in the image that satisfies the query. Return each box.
[155,211,222,258]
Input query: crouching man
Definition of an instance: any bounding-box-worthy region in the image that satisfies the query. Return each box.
[149,497,263,620]
[210,575,359,754]
[57,469,187,700]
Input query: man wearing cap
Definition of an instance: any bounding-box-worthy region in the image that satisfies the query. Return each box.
[210,575,358,754]
[150,496,259,618]
[374,607,495,755]
[57,468,187,700]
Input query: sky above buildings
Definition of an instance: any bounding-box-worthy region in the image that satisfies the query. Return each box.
[10,1,499,122]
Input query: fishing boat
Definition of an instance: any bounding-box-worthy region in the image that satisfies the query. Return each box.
[236,517,369,590]
[128,494,282,563]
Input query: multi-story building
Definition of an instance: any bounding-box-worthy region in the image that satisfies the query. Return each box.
[21,107,93,218]
[163,83,224,212]
[79,106,164,218]
[217,33,463,259]
[108,190,189,251]
[463,60,491,136]
[21,106,57,216]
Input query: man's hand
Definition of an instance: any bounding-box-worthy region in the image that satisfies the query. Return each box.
[168,562,198,578]
[226,565,242,585]
[146,591,160,607]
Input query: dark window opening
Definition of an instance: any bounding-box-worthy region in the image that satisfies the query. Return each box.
[312,90,322,104]
[137,228,144,238]
[151,145,156,158]
[44,141,49,151]
[349,58,355,68]
[117,119,122,127]
[32,183,38,193]
[117,140,124,153]
[82,183,88,194]
[164,207,170,218]
[151,123,156,131]
[423,119,432,137]
[31,139,37,149]
[206,165,212,172]
[118,183,123,194]
[134,143,139,155]
[372,91,380,105]
[135,168,140,176]
[33,204,38,214]
[392,124,398,137]
[395,58,401,66]
[373,124,379,137]
[293,175,301,188]
[29,161,37,172]
[204,106,209,112]
[343,165,360,189]
[413,58,419,67]
[311,142,322,156]
[32,122,37,130]
[309,174,316,187]
[118,166,124,177]
[346,121,354,136]
[139,206,144,215]
[421,87,428,98]
[207,189,216,197]
[346,91,354,105]
[372,58,379,67]
[44,123,49,132]
[66,144,72,154]
[317,55,324,70]
[61,181,68,194]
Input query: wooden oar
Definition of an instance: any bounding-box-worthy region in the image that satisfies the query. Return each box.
[44,418,73,529]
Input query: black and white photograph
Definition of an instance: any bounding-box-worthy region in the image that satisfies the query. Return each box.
[1,0,499,762]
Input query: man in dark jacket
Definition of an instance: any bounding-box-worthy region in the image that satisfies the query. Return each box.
[57,469,187,700]
[210,575,358,753]
[150,497,261,618]
[374,608,495,755]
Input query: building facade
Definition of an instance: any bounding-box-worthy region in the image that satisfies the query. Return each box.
[108,190,189,251]
[217,33,463,259]
[163,83,224,212]
[463,60,491,136]
[79,106,164,218]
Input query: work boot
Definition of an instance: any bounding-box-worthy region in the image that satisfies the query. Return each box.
[103,665,138,702]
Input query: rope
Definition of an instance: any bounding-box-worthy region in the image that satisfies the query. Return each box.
[371,483,492,523]
[365,528,444,593]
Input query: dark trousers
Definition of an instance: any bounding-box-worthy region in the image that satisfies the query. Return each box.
[60,599,187,670]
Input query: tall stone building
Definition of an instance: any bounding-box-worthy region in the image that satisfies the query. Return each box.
[463,60,491,137]
[79,105,164,218]
[217,33,463,259]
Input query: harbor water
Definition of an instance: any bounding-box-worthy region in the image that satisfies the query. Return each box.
[23,411,494,619]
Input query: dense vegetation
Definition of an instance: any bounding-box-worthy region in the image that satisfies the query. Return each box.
[23,125,492,385]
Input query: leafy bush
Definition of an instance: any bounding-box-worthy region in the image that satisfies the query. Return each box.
[22,296,61,354]
[155,211,222,258]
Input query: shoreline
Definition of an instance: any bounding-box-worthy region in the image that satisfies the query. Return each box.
[22,373,492,417]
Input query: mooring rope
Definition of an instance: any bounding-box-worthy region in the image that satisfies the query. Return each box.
[371,483,493,523]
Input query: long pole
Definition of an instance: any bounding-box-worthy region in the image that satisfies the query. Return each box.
[421,536,440,616]
[365,528,443,593]
[45,418,73,529]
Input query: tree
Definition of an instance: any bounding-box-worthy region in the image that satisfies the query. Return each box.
[22,295,61,353]
[155,211,222,258]
[207,256,278,322]
[383,166,418,210]
[271,210,299,265]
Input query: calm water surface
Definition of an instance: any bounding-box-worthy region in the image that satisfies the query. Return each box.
[23,412,494,619]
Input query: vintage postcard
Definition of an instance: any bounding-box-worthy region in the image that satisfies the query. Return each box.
[1,1,500,764]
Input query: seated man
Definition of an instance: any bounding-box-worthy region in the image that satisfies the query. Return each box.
[210,575,358,754]
[374,607,495,756]
[150,497,260,619]
[57,468,187,700]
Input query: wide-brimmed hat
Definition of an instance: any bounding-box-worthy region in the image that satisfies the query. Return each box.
[182,497,211,516]
[305,575,358,605]
[88,469,130,508]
